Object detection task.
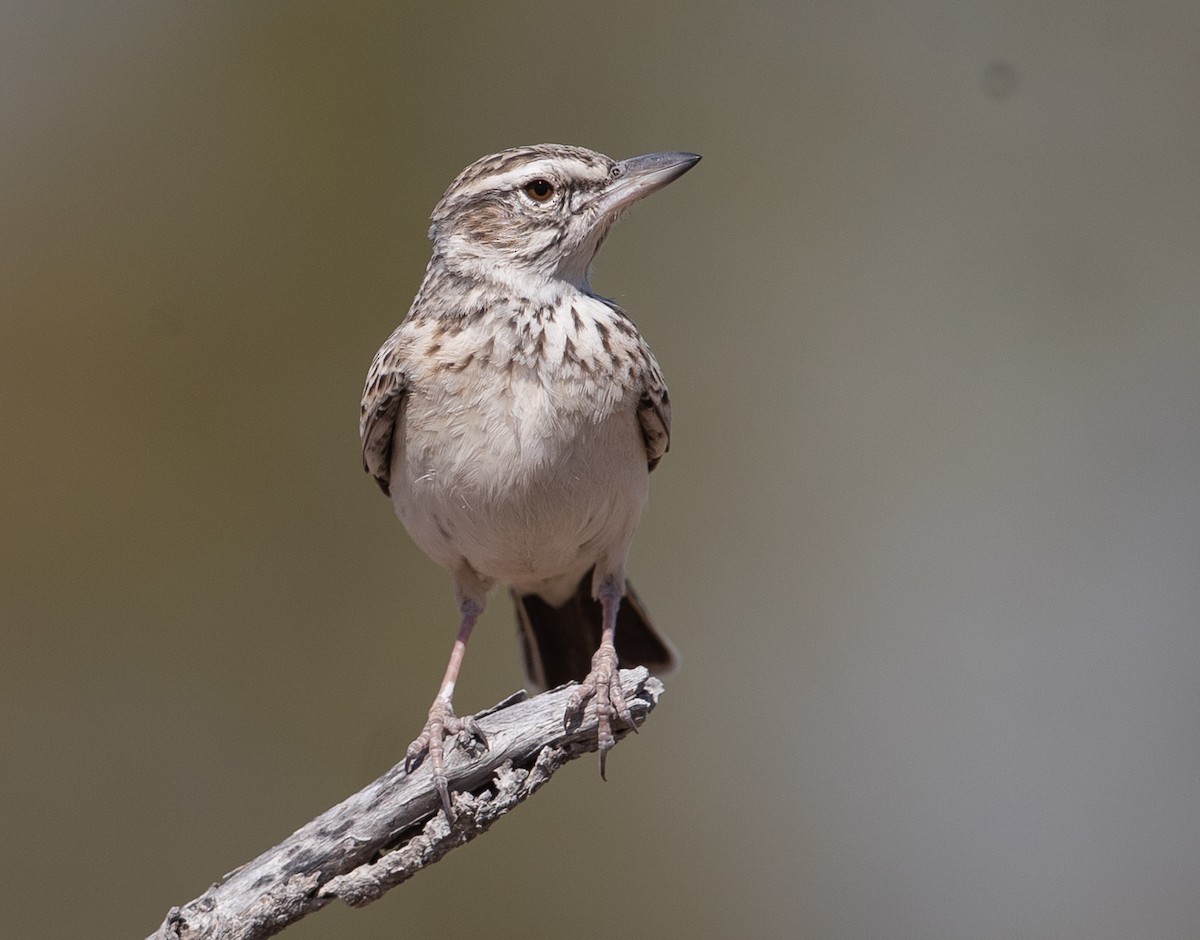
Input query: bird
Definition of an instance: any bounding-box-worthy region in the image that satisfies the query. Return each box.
[360,143,699,818]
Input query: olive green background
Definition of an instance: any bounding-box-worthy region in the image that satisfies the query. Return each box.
[3,3,1198,938]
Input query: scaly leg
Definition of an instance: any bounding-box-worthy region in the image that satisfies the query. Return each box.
[405,597,487,820]
[564,575,636,779]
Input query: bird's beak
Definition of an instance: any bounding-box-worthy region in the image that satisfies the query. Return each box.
[596,151,701,218]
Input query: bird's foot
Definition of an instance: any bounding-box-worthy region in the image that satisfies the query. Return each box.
[405,698,488,821]
[565,643,636,779]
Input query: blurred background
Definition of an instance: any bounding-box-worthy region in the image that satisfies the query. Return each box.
[3,2,1198,938]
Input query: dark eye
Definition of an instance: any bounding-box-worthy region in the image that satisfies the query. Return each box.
[524,179,555,201]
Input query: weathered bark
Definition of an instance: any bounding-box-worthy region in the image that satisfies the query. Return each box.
[149,668,663,940]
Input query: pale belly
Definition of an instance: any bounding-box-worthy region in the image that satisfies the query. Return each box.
[389,373,649,601]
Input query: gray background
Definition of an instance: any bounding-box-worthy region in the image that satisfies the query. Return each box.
[3,2,1198,938]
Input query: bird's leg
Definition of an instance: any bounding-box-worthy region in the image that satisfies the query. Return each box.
[405,596,487,820]
[565,575,636,779]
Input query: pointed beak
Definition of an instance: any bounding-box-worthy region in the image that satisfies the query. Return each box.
[595,151,701,218]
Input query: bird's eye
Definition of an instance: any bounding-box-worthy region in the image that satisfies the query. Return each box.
[524,179,555,202]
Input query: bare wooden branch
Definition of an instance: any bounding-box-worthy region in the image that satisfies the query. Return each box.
[148,668,664,940]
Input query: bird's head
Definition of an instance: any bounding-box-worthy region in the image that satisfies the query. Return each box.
[427,144,700,290]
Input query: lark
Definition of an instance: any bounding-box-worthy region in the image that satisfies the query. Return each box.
[361,144,699,817]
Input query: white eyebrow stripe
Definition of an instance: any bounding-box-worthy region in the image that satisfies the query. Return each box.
[454,159,605,199]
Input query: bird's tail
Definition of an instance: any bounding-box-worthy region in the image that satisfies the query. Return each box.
[511,569,678,691]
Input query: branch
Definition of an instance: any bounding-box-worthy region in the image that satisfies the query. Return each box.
[148,668,664,940]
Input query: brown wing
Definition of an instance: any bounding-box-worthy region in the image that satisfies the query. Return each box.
[637,355,671,473]
[360,331,409,496]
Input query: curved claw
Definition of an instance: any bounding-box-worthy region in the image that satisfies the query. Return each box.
[433,773,455,819]
[404,700,490,822]
[565,650,639,780]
